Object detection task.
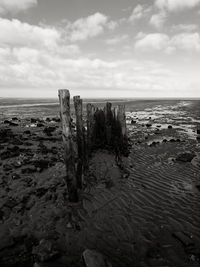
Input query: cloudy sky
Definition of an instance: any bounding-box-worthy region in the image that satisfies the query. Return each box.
[0,0,200,98]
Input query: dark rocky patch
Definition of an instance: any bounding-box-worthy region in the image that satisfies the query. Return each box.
[176,152,195,162]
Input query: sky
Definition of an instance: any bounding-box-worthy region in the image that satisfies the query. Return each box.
[0,0,200,98]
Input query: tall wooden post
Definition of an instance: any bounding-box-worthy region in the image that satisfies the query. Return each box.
[117,104,126,137]
[105,102,112,145]
[58,89,78,202]
[73,96,84,189]
[86,103,95,153]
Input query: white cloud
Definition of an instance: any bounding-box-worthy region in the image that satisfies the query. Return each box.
[171,33,200,52]
[135,33,169,51]
[129,4,151,22]
[150,11,167,29]
[155,0,200,12]
[0,0,37,14]
[171,24,198,32]
[105,35,129,45]
[66,13,116,42]
[0,39,188,98]
[135,32,200,53]
[0,18,60,51]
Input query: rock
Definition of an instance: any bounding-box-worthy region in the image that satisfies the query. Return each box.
[24,142,33,146]
[37,123,44,127]
[32,239,60,262]
[169,139,176,142]
[195,184,200,191]
[23,130,31,134]
[4,119,10,124]
[131,119,136,124]
[12,117,18,121]
[21,166,37,174]
[32,159,50,171]
[12,138,23,145]
[0,209,4,220]
[12,173,21,179]
[52,117,60,122]
[176,152,195,162]
[4,197,18,208]
[197,125,200,135]
[168,125,173,129]
[9,122,18,126]
[149,141,157,147]
[31,118,37,123]
[43,126,56,136]
[172,231,194,247]
[83,249,112,267]
[162,139,167,143]
[146,123,152,127]
[0,225,14,250]
[35,187,48,197]
[3,163,13,171]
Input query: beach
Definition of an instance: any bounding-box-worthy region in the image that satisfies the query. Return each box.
[0,98,200,267]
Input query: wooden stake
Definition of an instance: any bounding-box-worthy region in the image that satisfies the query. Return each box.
[117,104,126,137]
[58,89,78,202]
[86,103,95,153]
[105,102,112,145]
[73,95,84,189]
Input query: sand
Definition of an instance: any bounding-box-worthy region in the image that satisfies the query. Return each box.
[0,99,200,267]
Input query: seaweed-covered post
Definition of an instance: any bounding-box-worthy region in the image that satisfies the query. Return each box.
[73,96,84,189]
[86,103,95,153]
[58,89,78,202]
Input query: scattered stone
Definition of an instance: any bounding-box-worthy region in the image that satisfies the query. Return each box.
[197,125,200,135]
[37,123,44,127]
[43,126,56,136]
[195,184,200,191]
[169,139,176,142]
[12,173,21,179]
[12,117,18,121]
[23,130,31,134]
[3,164,13,171]
[9,122,18,126]
[146,123,152,127]
[0,225,14,250]
[83,249,112,267]
[51,117,60,122]
[32,239,60,262]
[32,159,50,171]
[31,118,37,123]
[172,231,194,247]
[12,138,23,145]
[21,166,37,174]
[176,152,195,162]
[131,119,136,124]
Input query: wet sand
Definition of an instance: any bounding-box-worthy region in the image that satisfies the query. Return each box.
[0,99,200,267]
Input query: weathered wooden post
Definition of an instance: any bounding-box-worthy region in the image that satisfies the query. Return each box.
[73,96,84,189]
[86,103,95,153]
[117,104,126,137]
[197,125,200,140]
[105,102,112,145]
[58,89,78,202]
